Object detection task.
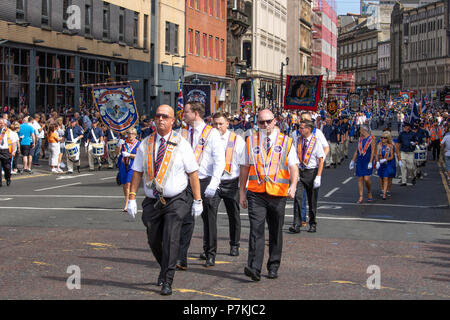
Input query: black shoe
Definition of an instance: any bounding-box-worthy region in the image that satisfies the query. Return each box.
[289,225,301,234]
[176,260,187,271]
[89,169,95,172]
[400,183,407,186]
[205,257,215,267]
[67,171,73,174]
[412,177,416,185]
[77,166,81,173]
[307,224,317,233]
[244,266,261,282]
[267,270,278,279]
[230,246,239,257]
[160,282,172,296]
[6,180,11,186]
[98,165,102,171]
[199,252,207,260]
[157,273,164,286]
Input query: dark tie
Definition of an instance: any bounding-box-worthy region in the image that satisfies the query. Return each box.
[301,138,308,164]
[190,128,194,147]
[154,137,166,175]
[265,137,271,152]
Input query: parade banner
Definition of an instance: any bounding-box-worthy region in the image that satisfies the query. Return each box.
[92,85,138,133]
[284,75,322,111]
[327,100,339,118]
[400,91,411,104]
[182,84,212,118]
[349,94,360,112]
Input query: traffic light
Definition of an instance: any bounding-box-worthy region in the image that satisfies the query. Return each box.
[266,91,272,101]
[258,88,263,98]
[440,91,445,102]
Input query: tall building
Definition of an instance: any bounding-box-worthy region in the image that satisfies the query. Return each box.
[0,0,152,115]
[185,0,228,113]
[151,0,185,113]
[377,40,390,98]
[312,0,337,81]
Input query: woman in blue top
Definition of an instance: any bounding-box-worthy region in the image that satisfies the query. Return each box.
[116,127,141,212]
[375,131,394,200]
[349,125,376,203]
[349,116,357,143]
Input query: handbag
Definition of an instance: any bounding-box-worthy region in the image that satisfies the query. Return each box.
[116,172,121,185]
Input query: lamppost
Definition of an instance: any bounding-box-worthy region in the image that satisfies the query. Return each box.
[279,57,289,112]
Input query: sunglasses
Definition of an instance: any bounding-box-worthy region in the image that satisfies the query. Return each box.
[258,118,274,125]
[155,114,171,119]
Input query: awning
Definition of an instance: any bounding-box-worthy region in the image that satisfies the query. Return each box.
[184,71,233,83]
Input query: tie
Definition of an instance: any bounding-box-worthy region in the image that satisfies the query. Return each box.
[154,137,166,175]
[301,138,308,164]
[0,129,4,146]
[190,128,194,147]
[265,137,271,152]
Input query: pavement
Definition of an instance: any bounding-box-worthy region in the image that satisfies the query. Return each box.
[0,127,449,301]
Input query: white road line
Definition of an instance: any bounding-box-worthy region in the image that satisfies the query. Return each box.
[342,177,353,184]
[318,201,448,209]
[56,174,93,180]
[34,182,82,192]
[0,194,143,199]
[324,187,340,198]
[100,176,117,180]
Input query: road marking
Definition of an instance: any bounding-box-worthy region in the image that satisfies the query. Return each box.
[56,174,93,180]
[175,288,241,300]
[318,200,448,209]
[11,173,51,180]
[187,257,232,264]
[34,182,82,192]
[0,194,145,199]
[438,160,450,205]
[33,261,53,267]
[100,176,117,180]
[0,198,13,201]
[342,177,353,184]
[324,187,340,198]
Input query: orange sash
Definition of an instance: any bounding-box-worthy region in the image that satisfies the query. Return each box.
[297,135,317,168]
[145,131,181,191]
[224,131,237,174]
[182,125,213,164]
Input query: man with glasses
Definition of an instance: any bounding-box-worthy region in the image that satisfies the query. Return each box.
[127,105,202,296]
[209,112,246,257]
[239,109,299,281]
[177,101,225,270]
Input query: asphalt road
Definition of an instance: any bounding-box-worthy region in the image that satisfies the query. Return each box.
[0,129,449,300]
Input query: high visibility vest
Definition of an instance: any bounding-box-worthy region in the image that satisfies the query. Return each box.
[0,128,13,153]
[246,131,293,197]
[431,127,443,141]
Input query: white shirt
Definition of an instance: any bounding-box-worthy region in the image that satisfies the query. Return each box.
[442,134,450,157]
[187,122,225,186]
[0,128,19,150]
[291,127,329,149]
[295,134,326,170]
[240,129,299,168]
[132,132,199,199]
[31,120,45,139]
[220,130,245,181]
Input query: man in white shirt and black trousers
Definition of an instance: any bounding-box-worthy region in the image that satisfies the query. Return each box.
[208,111,246,257]
[177,101,226,269]
[295,119,325,233]
[127,105,203,296]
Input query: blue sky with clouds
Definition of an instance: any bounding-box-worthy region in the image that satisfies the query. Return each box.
[336,0,361,15]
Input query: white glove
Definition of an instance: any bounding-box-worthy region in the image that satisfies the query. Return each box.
[380,159,387,164]
[368,162,373,170]
[84,142,88,148]
[410,141,416,146]
[204,184,217,198]
[126,200,137,218]
[191,199,203,217]
[119,139,125,145]
[349,160,355,170]
[376,162,380,170]
[313,176,321,189]
[398,160,403,167]
[122,151,130,158]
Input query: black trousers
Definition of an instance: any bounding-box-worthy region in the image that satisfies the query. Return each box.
[431,140,441,160]
[212,178,241,248]
[247,191,287,274]
[141,189,191,285]
[297,168,319,226]
[178,177,216,263]
[0,150,11,183]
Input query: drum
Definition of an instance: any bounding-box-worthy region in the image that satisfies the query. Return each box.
[107,139,118,153]
[92,143,104,157]
[65,143,79,160]
[414,146,427,165]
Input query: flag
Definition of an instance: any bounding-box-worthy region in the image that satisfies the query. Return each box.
[176,87,183,122]
[409,99,420,123]
[240,91,245,110]
[421,96,427,114]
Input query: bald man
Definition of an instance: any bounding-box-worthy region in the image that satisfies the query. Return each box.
[239,109,299,281]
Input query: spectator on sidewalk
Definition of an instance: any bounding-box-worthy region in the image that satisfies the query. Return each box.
[47,124,63,173]
[30,114,44,167]
[18,116,36,174]
[10,122,21,174]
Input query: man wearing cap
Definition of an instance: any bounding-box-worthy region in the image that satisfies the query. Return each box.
[396,122,418,186]
[86,118,104,171]
[64,117,84,174]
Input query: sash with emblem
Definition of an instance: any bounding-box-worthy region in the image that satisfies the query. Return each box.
[297,135,317,169]
[249,130,287,184]
[224,131,237,174]
[182,125,213,164]
[358,135,373,156]
[145,131,181,202]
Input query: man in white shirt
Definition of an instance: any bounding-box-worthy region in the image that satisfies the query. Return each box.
[30,114,44,166]
[293,120,325,233]
[127,105,202,296]
[209,112,246,257]
[177,101,226,269]
[0,119,18,186]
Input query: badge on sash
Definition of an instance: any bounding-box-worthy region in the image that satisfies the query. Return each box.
[253,146,260,155]
[273,146,282,154]
[198,138,205,146]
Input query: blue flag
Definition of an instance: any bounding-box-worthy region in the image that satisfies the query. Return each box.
[409,99,420,123]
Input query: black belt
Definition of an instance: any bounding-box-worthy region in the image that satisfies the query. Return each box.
[300,167,318,172]
[0,149,9,153]
[146,188,188,205]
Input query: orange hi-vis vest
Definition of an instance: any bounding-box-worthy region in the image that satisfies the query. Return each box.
[224,131,237,174]
[431,127,444,141]
[182,124,213,164]
[246,130,293,197]
[0,128,13,153]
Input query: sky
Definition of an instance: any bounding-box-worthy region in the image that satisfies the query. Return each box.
[336,0,362,15]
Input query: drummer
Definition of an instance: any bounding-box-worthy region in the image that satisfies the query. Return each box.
[64,117,84,174]
[105,126,119,169]
[86,118,104,171]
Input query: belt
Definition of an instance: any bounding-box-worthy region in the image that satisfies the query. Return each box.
[0,149,9,152]
[147,188,188,205]
[300,167,318,172]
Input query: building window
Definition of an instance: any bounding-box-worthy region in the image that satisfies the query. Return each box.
[204,0,208,13]
[165,22,170,53]
[152,0,155,15]
[190,0,194,8]
[16,0,26,21]
[41,0,50,27]
[209,35,213,59]
[63,0,72,30]
[216,0,220,18]
[209,0,214,16]
[195,31,200,56]
[174,24,179,54]
[188,29,193,54]
[196,0,201,10]
[221,0,225,19]
[103,3,110,40]
[203,33,207,57]
[119,8,125,42]
[144,15,149,50]
[215,37,219,60]
[220,39,224,61]
[166,23,179,54]
[85,1,92,35]
[133,12,139,46]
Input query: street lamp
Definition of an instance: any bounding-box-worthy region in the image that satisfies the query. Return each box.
[279,57,289,110]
